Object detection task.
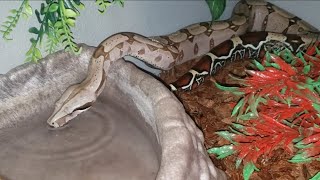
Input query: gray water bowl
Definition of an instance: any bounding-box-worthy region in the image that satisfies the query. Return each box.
[0,45,226,180]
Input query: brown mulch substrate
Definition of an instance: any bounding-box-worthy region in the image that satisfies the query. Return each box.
[159,58,320,180]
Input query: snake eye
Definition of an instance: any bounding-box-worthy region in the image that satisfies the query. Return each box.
[72,102,93,113]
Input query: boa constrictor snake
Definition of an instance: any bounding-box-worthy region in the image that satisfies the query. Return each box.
[169,31,320,91]
[47,0,319,127]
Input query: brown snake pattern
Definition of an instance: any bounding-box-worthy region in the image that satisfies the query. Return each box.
[169,31,320,91]
[47,0,318,127]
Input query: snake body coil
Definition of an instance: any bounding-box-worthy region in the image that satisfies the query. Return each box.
[47,0,319,127]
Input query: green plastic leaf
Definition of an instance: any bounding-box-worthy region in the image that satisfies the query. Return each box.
[1,0,34,41]
[231,98,245,117]
[306,77,315,84]
[248,94,261,116]
[3,0,121,62]
[207,145,235,159]
[63,0,77,10]
[35,9,42,23]
[296,52,307,65]
[312,103,320,113]
[45,34,60,54]
[10,9,18,14]
[28,27,39,34]
[77,2,85,10]
[235,158,242,169]
[231,123,244,130]
[33,47,42,59]
[216,131,236,143]
[40,3,46,15]
[228,126,242,135]
[316,47,320,55]
[282,49,294,63]
[96,0,112,14]
[64,9,78,18]
[21,12,29,19]
[55,28,64,36]
[54,21,63,28]
[3,20,11,25]
[265,51,272,62]
[6,16,14,21]
[303,64,311,74]
[29,37,37,44]
[252,59,265,71]
[3,36,13,41]
[66,18,76,27]
[289,152,312,163]
[26,48,33,56]
[214,82,244,95]
[1,25,9,29]
[292,136,304,144]
[280,86,287,94]
[117,0,125,7]
[270,62,280,69]
[243,162,259,180]
[25,4,33,16]
[206,0,226,21]
[49,3,59,12]
[25,57,33,62]
[25,45,42,62]
[237,112,257,121]
[310,172,320,180]
[74,46,82,55]
[294,141,313,149]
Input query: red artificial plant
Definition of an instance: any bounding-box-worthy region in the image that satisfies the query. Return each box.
[208,47,320,180]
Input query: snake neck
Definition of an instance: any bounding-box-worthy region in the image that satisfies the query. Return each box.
[82,32,181,94]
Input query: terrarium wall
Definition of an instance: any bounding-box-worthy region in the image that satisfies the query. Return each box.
[1,1,320,74]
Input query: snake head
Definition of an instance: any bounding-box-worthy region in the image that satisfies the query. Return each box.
[48,62,107,128]
[47,85,96,128]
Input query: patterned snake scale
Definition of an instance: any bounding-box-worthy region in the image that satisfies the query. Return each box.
[169,31,320,91]
[47,0,319,127]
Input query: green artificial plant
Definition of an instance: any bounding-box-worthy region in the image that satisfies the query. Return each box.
[1,0,124,62]
[0,0,226,62]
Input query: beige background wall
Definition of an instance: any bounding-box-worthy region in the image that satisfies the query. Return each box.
[0,1,319,74]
